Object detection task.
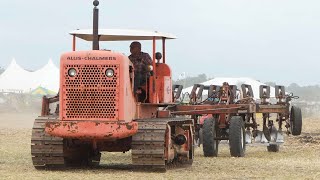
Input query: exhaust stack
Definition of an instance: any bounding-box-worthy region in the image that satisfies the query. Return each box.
[92,0,100,50]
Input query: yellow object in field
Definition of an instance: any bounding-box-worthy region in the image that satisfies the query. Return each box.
[31,86,56,96]
[256,113,263,120]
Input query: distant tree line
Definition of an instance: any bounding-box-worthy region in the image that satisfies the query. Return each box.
[264,82,320,117]
[286,83,320,101]
[264,82,320,102]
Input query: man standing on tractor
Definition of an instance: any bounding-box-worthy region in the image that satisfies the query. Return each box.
[128,41,152,94]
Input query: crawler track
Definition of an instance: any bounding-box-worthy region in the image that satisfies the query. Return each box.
[132,118,194,171]
[31,116,65,169]
[31,117,193,170]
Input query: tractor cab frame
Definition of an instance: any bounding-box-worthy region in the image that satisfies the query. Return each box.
[70,29,177,104]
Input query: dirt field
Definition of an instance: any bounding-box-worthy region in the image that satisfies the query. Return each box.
[0,113,320,180]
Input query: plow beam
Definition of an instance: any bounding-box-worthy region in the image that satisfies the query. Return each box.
[172,104,256,115]
[256,104,289,114]
[172,103,289,115]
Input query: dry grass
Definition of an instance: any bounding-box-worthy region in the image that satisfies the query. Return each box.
[0,115,320,180]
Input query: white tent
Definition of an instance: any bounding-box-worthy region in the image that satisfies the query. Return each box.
[32,59,59,92]
[182,77,277,99]
[0,59,35,93]
[0,59,59,93]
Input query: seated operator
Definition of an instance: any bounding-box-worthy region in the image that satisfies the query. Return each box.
[128,41,153,95]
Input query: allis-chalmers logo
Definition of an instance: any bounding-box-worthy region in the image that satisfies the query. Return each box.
[67,56,117,60]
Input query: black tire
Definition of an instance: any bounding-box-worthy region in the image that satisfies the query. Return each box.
[267,144,280,152]
[229,116,246,157]
[202,118,218,157]
[290,106,302,136]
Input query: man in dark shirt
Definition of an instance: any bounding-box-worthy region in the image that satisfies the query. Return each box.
[128,41,153,94]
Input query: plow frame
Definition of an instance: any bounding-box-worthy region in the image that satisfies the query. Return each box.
[170,83,301,156]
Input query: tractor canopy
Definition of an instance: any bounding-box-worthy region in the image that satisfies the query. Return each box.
[70,29,177,41]
[69,29,177,65]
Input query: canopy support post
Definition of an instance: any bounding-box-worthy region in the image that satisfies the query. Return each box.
[162,37,166,64]
[152,37,157,93]
[72,35,76,51]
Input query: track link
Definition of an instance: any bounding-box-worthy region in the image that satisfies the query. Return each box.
[131,118,194,171]
[31,116,65,169]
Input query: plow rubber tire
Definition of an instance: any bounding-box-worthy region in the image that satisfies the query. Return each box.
[202,118,218,157]
[229,116,246,157]
[267,144,280,152]
[290,106,302,136]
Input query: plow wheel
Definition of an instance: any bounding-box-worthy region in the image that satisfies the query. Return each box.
[267,144,280,152]
[229,116,246,157]
[202,118,219,157]
[290,106,302,136]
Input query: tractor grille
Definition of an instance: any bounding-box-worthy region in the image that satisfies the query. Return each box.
[62,64,119,120]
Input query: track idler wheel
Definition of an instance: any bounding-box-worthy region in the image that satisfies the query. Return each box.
[202,118,219,157]
[229,116,246,157]
[290,106,302,136]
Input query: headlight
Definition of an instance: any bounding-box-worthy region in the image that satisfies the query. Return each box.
[68,68,77,77]
[105,68,114,77]
[148,65,153,71]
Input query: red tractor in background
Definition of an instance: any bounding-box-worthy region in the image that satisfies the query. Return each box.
[31,1,194,171]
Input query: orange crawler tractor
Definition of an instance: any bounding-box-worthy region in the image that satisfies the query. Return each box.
[31,1,194,171]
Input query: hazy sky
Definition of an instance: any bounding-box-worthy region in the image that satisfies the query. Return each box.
[0,0,319,86]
